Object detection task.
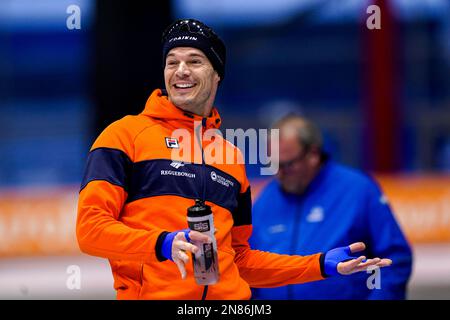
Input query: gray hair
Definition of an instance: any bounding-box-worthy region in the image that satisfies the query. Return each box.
[271,113,323,151]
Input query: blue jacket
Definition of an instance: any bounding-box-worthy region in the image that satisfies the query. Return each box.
[250,160,413,300]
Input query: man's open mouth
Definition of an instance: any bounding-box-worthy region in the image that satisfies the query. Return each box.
[174,83,196,89]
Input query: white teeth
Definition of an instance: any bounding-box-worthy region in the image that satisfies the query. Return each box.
[175,83,194,88]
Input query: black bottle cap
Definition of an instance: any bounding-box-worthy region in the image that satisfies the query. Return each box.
[187,199,212,217]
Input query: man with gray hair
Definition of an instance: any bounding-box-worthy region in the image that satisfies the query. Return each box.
[250,114,412,300]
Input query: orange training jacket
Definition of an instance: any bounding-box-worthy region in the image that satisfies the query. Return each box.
[76,89,326,299]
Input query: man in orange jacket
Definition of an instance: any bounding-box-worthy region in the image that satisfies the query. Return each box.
[76,18,392,300]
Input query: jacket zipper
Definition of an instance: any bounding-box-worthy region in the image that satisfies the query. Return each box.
[199,117,207,201]
[196,117,209,300]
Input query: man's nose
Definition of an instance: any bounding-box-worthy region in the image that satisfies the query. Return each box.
[176,62,190,77]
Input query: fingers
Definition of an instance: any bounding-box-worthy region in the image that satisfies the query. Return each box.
[356,257,392,269]
[338,256,393,275]
[376,258,393,267]
[175,231,211,254]
[349,256,367,268]
[172,232,193,280]
[174,233,200,254]
[352,258,381,273]
[337,256,366,275]
[353,258,392,273]
[172,230,211,280]
[173,256,187,279]
[171,230,214,280]
[189,230,212,243]
[173,249,189,265]
[176,240,199,254]
[348,242,366,253]
[172,235,192,280]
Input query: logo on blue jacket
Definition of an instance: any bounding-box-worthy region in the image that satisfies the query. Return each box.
[306,206,324,223]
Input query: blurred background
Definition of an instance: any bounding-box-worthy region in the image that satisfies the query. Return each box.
[0,0,449,299]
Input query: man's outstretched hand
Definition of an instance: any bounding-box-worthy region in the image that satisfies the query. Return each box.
[324,242,392,277]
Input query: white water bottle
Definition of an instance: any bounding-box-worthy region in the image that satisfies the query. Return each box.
[187,199,220,285]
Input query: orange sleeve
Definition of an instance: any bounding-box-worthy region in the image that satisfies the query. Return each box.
[76,118,163,263]
[232,225,325,288]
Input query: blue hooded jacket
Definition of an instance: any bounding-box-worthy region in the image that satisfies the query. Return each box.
[250,160,413,299]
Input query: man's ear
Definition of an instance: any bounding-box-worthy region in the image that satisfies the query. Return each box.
[309,146,321,167]
[214,70,221,84]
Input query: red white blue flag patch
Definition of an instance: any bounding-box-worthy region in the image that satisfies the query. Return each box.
[165,137,179,149]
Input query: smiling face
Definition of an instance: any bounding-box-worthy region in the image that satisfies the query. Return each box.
[164,47,220,117]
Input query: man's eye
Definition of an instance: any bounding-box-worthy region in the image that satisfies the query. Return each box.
[191,60,202,64]
[167,61,177,66]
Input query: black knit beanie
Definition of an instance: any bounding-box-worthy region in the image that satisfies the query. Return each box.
[162,19,226,81]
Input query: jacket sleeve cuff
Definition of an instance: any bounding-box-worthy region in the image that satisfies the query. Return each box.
[155,231,170,262]
[319,253,329,278]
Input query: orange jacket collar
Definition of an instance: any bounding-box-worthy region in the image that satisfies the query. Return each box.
[141,89,222,130]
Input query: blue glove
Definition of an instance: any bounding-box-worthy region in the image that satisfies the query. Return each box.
[324,246,363,276]
[161,228,191,261]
